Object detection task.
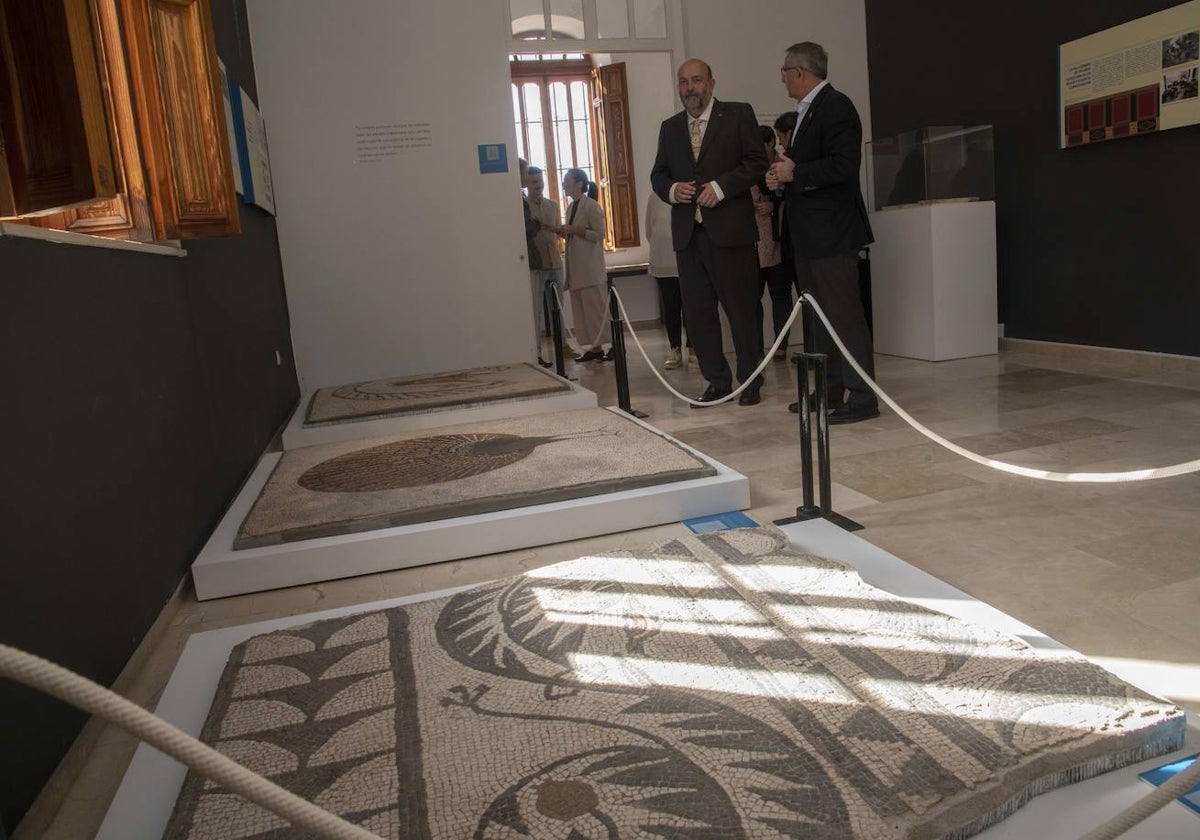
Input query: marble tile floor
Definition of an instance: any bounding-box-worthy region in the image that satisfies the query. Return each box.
[23,331,1200,840]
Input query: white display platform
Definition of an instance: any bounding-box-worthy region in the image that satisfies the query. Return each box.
[101,519,1198,840]
[192,409,750,600]
[869,200,998,361]
[281,376,597,449]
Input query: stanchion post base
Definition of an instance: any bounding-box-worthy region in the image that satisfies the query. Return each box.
[624,407,649,419]
[773,508,864,532]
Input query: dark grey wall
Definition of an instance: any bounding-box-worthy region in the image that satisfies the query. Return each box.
[864,0,1200,356]
[0,1,298,829]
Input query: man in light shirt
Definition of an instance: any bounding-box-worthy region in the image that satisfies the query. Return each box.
[767,41,878,424]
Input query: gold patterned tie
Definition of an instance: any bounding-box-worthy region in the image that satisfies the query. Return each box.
[690,118,703,222]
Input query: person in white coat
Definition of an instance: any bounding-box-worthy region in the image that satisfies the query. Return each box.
[645,192,689,368]
[555,168,609,361]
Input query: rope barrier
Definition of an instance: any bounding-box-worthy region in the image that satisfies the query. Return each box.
[1077,754,1200,839]
[611,288,805,407]
[0,643,382,840]
[551,285,612,351]
[799,293,1200,483]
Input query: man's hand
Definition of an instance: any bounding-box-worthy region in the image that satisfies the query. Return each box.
[766,152,795,191]
[696,182,721,208]
[673,180,697,203]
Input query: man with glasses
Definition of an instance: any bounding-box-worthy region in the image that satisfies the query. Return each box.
[768,42,879,424]
[651,59,768,407]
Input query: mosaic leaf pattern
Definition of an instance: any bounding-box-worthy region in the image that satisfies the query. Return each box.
[164,529,1184,840]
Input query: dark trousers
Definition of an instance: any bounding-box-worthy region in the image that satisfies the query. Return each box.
[795,252,876,409]
[677,225,763,391]
[654,275,687,349]
[757,261,794,354]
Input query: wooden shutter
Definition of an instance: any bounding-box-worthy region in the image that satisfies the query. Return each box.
[29,0,154,239]
[0,0,117,217]
[120,0,239,238]
[595,62,638,249]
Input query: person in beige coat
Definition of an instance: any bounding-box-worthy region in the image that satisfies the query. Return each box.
[555,168,610,362]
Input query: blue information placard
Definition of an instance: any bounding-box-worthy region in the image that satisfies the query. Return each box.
[1138,753,1200,816]
[682,511,758,534]
[477,143,509,174]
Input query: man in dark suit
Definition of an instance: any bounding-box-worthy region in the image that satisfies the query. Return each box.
[767,42,879,424]
[651,59,768,407]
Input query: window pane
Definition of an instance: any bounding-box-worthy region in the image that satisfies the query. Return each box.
[570,81,590,118]
[522,83,542,123]
[574,120,592,168]
[549,82,570,123]
[549,0,584,40]
[512,85,525,160]
[555,120,575,166]
[596,0,629,38]
[528,126,547,174]
[633,0,666,38]
[510,0,546,40]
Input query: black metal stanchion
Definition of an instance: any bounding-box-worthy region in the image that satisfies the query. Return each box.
[545,281,566,378]
[607,279,648,418]
[787,352,818,519]
[774,350,862,531]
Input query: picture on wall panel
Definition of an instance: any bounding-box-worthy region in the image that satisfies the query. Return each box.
[229,83,276,214]
[1059,1,1200,148]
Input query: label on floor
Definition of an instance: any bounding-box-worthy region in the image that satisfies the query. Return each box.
[1138,753,1200,816]
[683,511,758,534]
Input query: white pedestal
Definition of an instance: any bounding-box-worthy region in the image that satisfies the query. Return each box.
[869,201,997,361]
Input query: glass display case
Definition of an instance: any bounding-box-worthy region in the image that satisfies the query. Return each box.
[866,125,995,212]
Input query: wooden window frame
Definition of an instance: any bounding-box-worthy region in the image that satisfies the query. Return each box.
[0,0,239,241]
[511,54,638,250]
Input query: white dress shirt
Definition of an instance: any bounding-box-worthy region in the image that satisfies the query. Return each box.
[670,99,725,203]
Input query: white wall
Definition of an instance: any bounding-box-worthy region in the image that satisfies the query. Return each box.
[247,0,532,388]
[683,0,872,162]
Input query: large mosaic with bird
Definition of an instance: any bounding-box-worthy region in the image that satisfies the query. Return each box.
[236,408,716,548]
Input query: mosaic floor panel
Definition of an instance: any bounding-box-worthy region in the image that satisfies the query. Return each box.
[236,409,715,549]
[305,363,571,426]
[166,528,1184,840]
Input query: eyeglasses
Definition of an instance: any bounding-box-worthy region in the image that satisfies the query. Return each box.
[780,65,803,78]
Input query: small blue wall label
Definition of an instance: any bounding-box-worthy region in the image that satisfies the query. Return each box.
[478,144,508,174]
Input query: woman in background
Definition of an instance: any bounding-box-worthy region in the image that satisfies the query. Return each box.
[754,125,794,360]
[645,191,690,368]
[555,169,609,362]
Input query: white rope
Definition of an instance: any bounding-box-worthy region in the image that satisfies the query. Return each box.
[0,643,382,840]
[1077,753,1200,839]
[551,284,612,351]
[800,293,1200,483]
[611,288,804,407]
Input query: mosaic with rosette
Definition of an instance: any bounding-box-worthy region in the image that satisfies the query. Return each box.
[165,528,1185,840]
[305,363,571,426]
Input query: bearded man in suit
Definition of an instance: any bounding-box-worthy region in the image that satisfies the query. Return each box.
[651,59,768,407]
[767,41,879,424]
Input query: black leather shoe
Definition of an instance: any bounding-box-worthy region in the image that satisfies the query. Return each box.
[787,397,842,414]
[537,356,552,368]
[691,385,732,408]
[578,349,604,362]
[828,404,880,425]
[737,387,761,406]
